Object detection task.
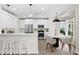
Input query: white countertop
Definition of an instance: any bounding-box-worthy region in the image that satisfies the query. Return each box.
[0,33,38,36]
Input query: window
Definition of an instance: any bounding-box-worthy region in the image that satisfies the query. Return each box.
[68,20,73,36]
[60,21,66,35]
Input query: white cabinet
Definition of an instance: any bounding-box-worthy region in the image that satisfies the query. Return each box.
[18,19,49,33]
[34,19,48,28]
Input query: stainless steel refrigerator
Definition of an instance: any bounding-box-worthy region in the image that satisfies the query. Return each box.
[25,24,33,33]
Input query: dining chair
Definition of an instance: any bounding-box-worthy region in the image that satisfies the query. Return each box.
[61,37,73,53]
[45,36,56,52]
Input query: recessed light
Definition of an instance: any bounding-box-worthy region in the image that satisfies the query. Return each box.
[23,15,26,18]
[8,15,10,18]
[41,8,45,10]
[29,14,32,17]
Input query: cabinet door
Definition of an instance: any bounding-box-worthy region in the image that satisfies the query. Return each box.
[25,24,29,33]
[29,24,33,33]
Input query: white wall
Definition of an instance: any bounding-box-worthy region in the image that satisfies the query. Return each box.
[18,20,25,28]
[75,5,79,52]
[25,19,34,24]
[0,7,17,28]
[48,18,56,36]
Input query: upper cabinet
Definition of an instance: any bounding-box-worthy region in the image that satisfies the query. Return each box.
[19,19,49,28]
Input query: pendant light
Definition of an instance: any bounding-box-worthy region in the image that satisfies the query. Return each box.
[53,12,60,22]
[29,4,32,17]
[29,4,32,6]
[6,4,10,17]
[53,12,60,36]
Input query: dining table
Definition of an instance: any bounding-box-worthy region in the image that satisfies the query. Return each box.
[52,35,72,48]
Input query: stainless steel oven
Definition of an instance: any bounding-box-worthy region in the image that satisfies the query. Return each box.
[38,25,44,39]
[38,30,44,39]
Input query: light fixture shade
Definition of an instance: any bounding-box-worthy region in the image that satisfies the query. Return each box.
[29,4,32,7]
[53,18,60,22]
[6,4,10,7]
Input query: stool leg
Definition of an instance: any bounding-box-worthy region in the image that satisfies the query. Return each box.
[52,46,54,52]
[2,42,5,55]
[19,42,22,55]
[46,43,49,49]
[10,41,12,55]
[61,43,65,50]
[54,47,56,51]
[13,41,15,55]
[73,45,76,52]
[68,44,72,53]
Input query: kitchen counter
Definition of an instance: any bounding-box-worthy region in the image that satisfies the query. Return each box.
[0,33,38,36]
[0,33,39,55]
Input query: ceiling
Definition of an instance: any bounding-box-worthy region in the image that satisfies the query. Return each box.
[0,4,73,18]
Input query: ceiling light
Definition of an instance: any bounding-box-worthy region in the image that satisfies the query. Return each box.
[41,8,45,10]
[12,8,16,11]
[29,4,32,7]
[23,15,26,18]
[53,12,60,22]
[28,4,33,17]
[29,14,32,17]
[6,4,10,18]
[8,15,10,18]
[6,4,10,7]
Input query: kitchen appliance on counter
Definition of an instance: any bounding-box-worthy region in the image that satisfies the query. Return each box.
[1,28,15,34]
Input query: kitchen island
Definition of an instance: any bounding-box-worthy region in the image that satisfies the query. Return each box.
[0,33,39,55]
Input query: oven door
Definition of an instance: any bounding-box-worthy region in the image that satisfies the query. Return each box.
[38,30,44,40]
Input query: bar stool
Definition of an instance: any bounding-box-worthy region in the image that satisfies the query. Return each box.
[1,35,14,55]
[19,40,27,55]
[21,40,27,54]
[12,41,19,54]
[12,38,23,55]
[1,40,13,55]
